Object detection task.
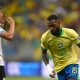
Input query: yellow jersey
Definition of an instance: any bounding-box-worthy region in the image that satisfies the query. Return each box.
[41,28,80,73]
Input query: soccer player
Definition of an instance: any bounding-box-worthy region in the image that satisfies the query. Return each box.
[41,14,80,80]
[0,8,15,80]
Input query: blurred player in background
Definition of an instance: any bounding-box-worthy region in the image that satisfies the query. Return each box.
[41,14,80,80]
[0,8,15,80]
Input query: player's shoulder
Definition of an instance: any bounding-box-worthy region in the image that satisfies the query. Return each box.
[63,28,78,38]
[41,30,50,40]
[42,30,50,37]
[64,28,73,31]
[63,28,77,34]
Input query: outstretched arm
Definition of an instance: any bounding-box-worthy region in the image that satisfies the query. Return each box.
[41,47,55,78]
[0,17,15,40]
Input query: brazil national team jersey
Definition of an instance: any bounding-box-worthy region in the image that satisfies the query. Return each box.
[41,28,80,73]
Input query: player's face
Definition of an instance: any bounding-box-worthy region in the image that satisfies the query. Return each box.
[48,20,60,32]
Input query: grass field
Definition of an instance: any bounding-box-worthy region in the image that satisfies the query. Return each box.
[6,76,80,80]
[6,76,55,80]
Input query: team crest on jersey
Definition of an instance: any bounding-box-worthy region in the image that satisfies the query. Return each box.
[58,43,64,48]
[72,67,78,74]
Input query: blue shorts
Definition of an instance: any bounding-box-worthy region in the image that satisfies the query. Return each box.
[57,64,79,80]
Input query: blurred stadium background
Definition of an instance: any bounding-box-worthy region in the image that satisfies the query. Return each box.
[0,0,80,80]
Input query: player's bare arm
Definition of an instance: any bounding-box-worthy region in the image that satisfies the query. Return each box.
[41,47,55,78]
[0,17,15,40]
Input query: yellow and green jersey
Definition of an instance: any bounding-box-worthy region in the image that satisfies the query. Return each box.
[41,28,80,73]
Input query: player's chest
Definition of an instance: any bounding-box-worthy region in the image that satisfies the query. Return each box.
[47,37,72,49]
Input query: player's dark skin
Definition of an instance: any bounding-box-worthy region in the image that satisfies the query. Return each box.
[47,20,61,36]
[42,20,62,78]
[49,21,78,80]
[42,19,79,80]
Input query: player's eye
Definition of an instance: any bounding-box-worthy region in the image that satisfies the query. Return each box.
[48,24,55,27]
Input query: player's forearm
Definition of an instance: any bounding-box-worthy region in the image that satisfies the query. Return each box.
[41,47,49,65]
[7,24,15,39]
[42,52,53,73]
[41,47,54,78]
[42,53,49,65]
[42,51,54,78]
[2,25,15,40]
[0,20,15,40]
[3,17,15,40]
[7,17,15,36]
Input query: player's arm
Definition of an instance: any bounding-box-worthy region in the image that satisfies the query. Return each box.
[41,47,49,65]
[70,29,80,47]
[41,47,55,78]
[0,17,15,41]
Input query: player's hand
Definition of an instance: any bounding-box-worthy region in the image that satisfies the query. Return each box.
[46,64,55,78]
[49,70,55,78]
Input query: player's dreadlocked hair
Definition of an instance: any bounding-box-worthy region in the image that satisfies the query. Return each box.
[47,14,59,21]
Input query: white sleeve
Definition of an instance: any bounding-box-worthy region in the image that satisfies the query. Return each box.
[0,27,6,35]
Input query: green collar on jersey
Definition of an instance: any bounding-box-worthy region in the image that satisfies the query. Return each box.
[51,28,63,37]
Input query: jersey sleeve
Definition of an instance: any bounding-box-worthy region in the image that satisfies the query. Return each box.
[41,34,48,49]
[74,36,80,44]
[70,29,80,44]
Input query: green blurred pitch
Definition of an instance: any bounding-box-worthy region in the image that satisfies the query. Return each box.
[6,76,80,80]
[6,76,50,80]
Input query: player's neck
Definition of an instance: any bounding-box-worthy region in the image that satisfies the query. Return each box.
[51,27,62,36]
